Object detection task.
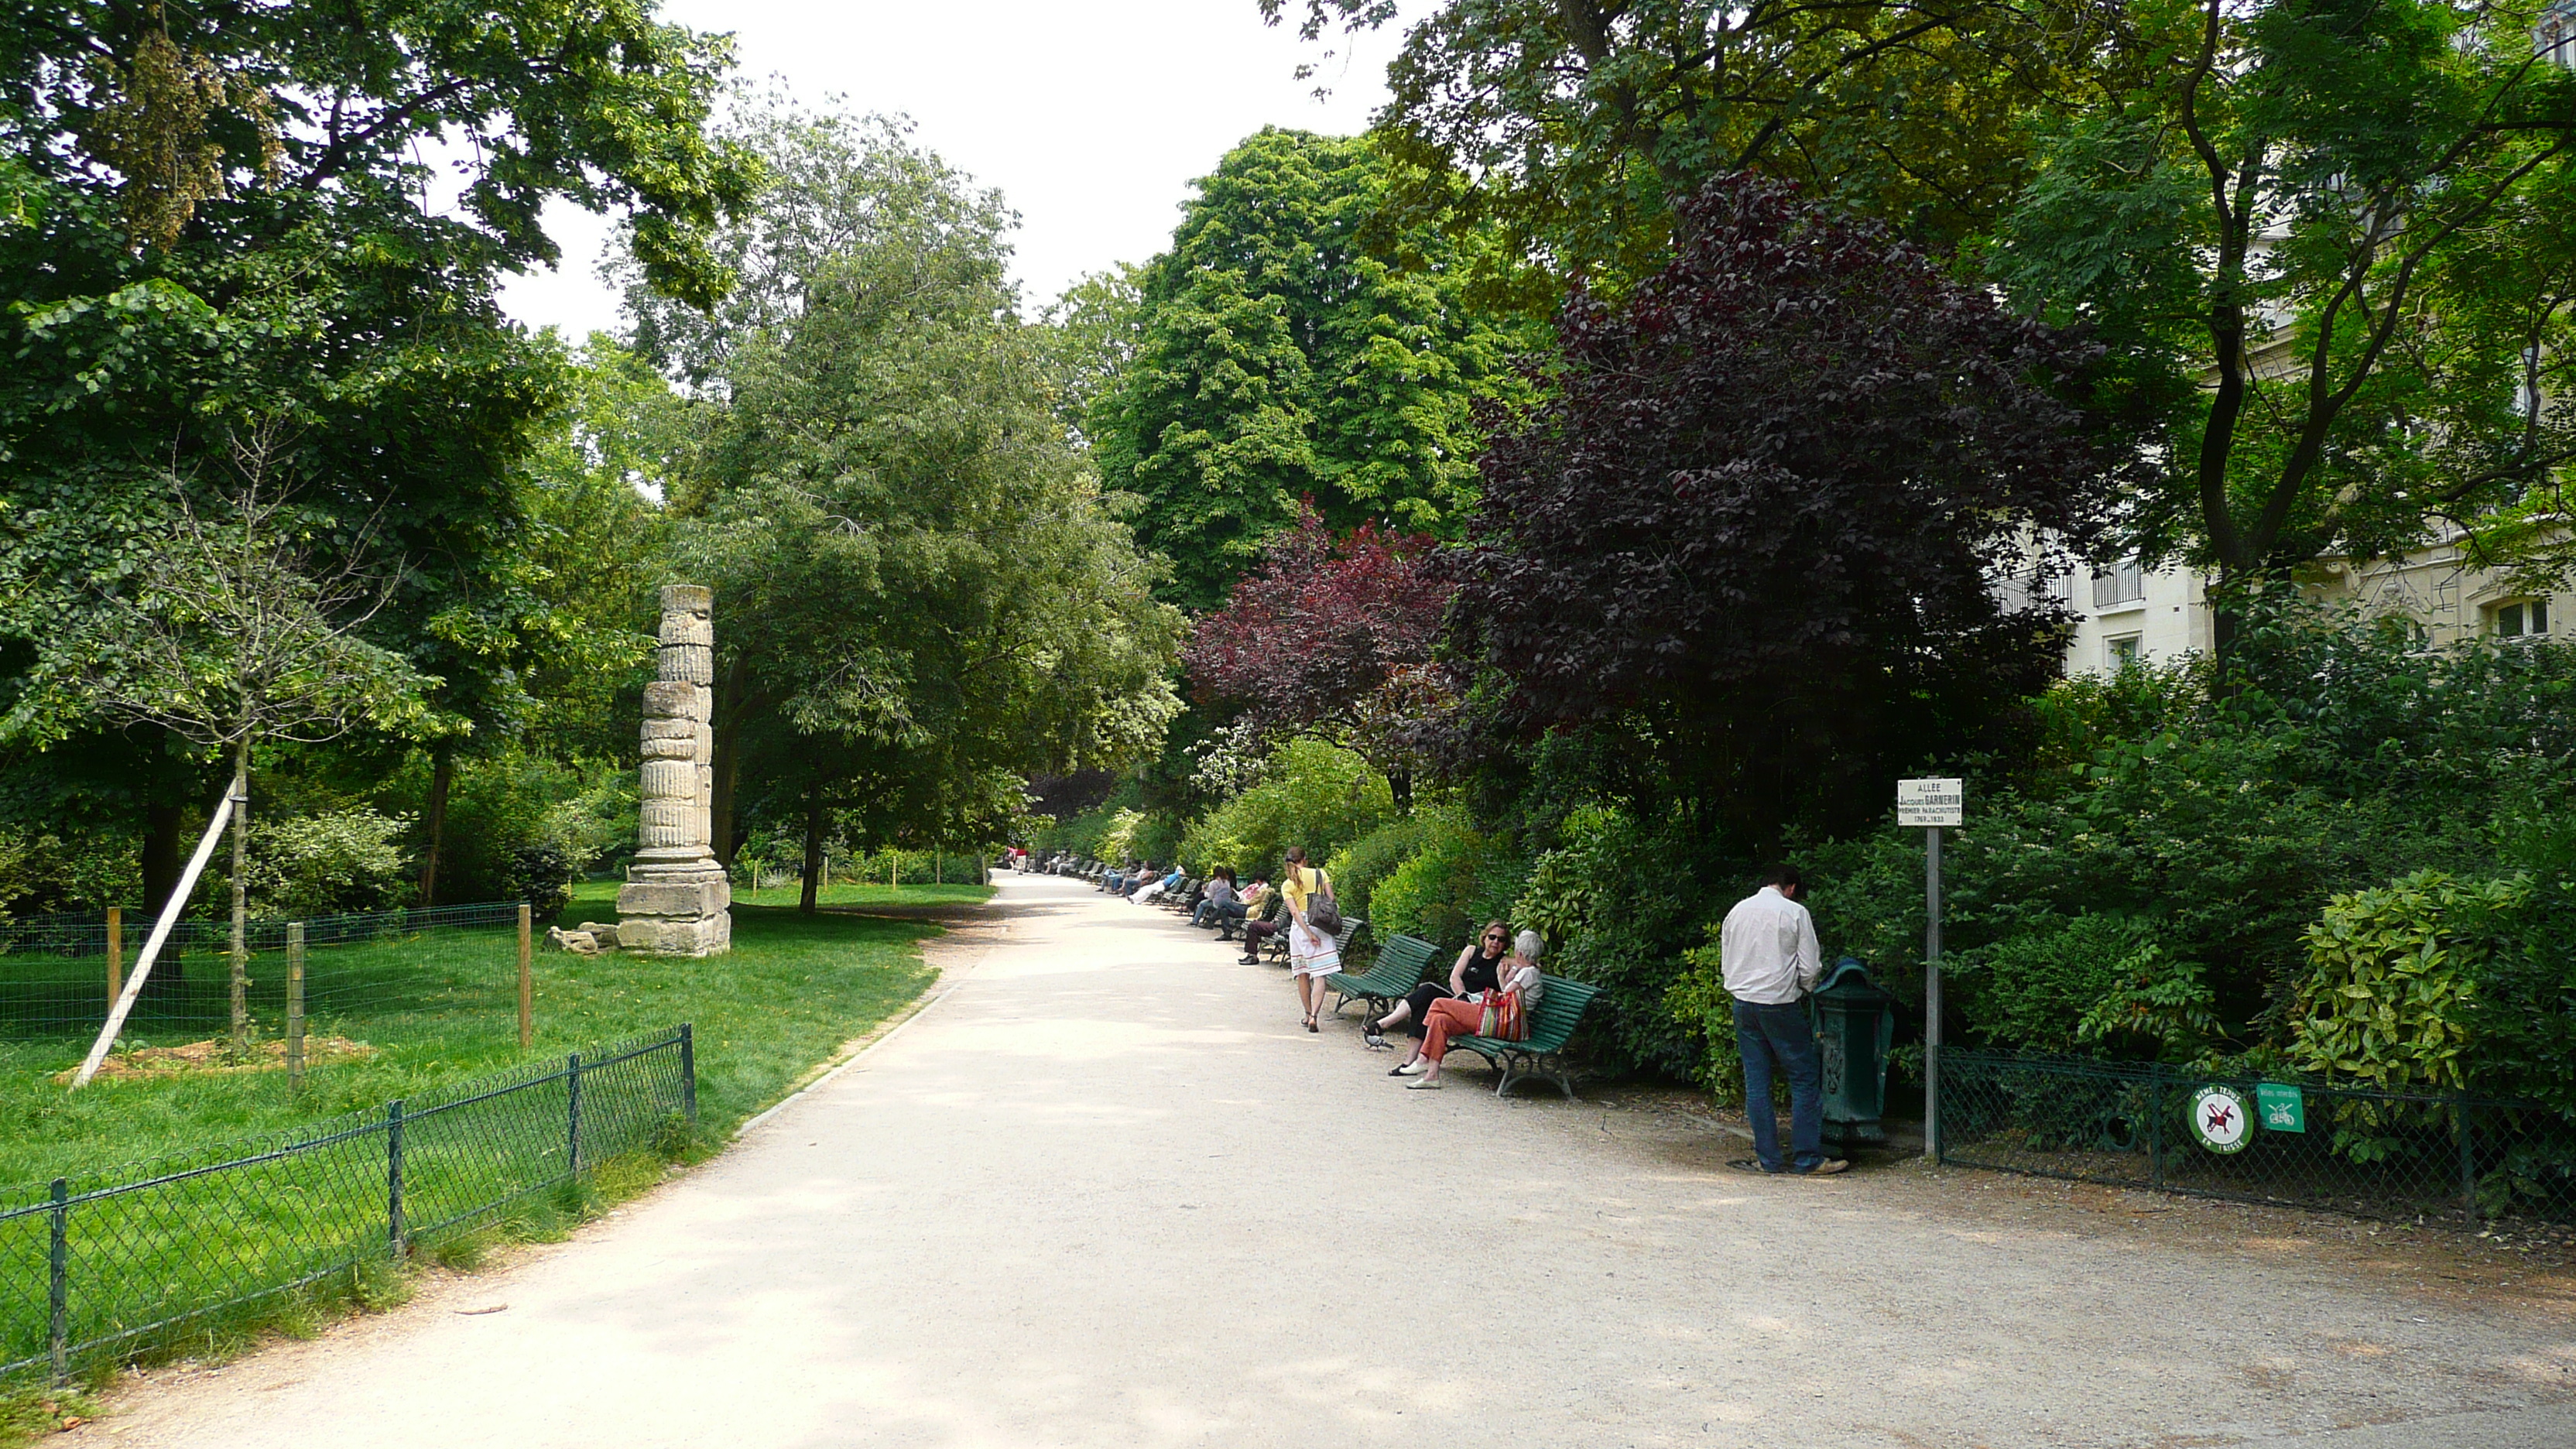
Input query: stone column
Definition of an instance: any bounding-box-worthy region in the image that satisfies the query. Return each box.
[617,584,732,955]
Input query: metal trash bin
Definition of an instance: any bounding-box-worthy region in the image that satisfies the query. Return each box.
[1810,957,1896,1151]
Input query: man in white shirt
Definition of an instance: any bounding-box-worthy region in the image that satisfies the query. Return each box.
[1720,865,1848,1176]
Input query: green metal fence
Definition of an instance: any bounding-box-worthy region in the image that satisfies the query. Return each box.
[0,902,529,1044]
[0,1025,695,1384]
[1937,1050,2576,1224]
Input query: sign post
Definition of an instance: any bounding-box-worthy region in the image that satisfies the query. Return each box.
[1897,779,1963,1163]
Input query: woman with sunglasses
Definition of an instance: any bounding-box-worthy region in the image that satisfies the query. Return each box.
[1372,920,1511,1057]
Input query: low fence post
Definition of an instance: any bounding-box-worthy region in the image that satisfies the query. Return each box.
[47,1177,69,1383]
[286,922,306,1091]
[566,1051,584,1177]
[2457,1094,2478,1217]
[679,1024,697,1127]
[104,907,122,1011]
[386,1100,406,1258]
[517,903,533,1052]
[2148,1065,2166,1190]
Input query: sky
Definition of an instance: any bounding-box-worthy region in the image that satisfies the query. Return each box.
[495,0,1406,339]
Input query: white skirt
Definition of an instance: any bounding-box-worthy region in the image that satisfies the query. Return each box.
[1287,927,1341,977]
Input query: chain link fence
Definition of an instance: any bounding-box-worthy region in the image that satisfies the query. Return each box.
[0,903,531,1044]
[0,1025,695,1385]
[1938,1050,2576,1225]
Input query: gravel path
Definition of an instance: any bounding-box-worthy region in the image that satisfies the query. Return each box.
[73,873,2576,1447]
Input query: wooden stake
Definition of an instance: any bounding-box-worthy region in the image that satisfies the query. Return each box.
[104,907,122,1007]
[286,922,306,1091]
[517,903,533,1051]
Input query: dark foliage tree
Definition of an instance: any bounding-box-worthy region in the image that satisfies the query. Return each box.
[1183,505,1454,804]
[1444,174,2129,848]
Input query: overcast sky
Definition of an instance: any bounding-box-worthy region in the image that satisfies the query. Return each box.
[495,0,1404,339]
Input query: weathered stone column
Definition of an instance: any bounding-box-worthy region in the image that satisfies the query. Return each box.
[617,584,731,955]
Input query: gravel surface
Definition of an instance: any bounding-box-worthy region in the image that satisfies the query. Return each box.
[69,872,2576,1447]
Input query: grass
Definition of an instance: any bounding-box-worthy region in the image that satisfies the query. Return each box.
[0,890,957,1410]
[719,880,996,909]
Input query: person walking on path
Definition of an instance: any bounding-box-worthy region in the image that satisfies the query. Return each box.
[1721,866,1848,1176]
[1279,847,1339,1032]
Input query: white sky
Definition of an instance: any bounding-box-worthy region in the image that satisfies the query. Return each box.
[496,0,1404,338]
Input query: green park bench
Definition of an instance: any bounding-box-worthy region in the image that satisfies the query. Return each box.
[1444,974,1600,1099]
[1327,932,1440,1019]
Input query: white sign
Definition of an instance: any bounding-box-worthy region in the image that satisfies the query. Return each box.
[1896,778,1963,827]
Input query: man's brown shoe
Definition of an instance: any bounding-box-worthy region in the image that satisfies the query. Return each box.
[1795,1159,1851,1176]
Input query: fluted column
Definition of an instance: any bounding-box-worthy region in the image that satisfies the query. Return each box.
[617,585,732,955]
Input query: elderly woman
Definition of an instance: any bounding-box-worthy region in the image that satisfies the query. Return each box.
[1371,921,1509,1052]
[1393,930,1544,1089]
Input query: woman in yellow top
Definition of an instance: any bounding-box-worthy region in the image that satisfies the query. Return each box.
[1281,845,1341,1033]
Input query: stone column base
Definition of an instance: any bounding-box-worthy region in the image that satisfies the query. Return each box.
[617,868,733,957]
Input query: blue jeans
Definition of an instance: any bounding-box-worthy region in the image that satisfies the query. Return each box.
[1195,899,1246,928]
[1734,999,1824,1171]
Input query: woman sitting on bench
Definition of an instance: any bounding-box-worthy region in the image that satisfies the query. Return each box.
[1370,921,1508,1048]
[1390,930,1544,1088]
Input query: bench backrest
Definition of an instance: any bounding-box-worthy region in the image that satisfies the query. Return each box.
[1522,975,1599,1052]
[1375,933,1440,984]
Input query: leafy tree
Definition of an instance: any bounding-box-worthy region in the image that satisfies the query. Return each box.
[1181,504,1452,803]
[663,108,1184,908]
[1090,128,1532,608]
[1442,174,2127,848]
[1266,0,2129,297]
[0,0,758,902]
[1986,0,2576,641]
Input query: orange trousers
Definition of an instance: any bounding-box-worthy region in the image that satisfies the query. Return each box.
[1421,996,1485,1064]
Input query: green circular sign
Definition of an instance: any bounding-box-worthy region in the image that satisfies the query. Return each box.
[2191,1084,2253,1154]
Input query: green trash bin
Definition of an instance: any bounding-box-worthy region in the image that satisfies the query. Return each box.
[1809,957,1896,1151]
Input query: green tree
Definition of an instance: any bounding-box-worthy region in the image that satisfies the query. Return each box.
[0,0,759,897]
[1986,0,2576,642]
[1090,128,1532,608]
[661,108,1185,907]
[1267,0,2128,299]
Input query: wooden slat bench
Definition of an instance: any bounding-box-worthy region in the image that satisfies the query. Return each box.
[1445,975,1600,1098]
[1327,933,1440,1019]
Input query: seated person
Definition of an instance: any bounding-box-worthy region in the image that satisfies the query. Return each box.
[1133,866,1185,905]
[1238,882,1288,963]
[1392,930,1545,1088]
[1369,921,1509,1049]
[1193,869,1243,928]
[1221,877,1266,940]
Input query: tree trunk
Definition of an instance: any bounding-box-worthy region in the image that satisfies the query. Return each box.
[417,745,454,906]
[1389,769,1413,815]
[711,656,749,868]
[227,738,251,1056]
[798,788,824,916]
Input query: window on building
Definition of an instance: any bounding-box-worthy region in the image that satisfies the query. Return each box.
[2107,634,2143,670]
[2547,10,2575,70]
[2495,598,2551,639]
[2091,560,2146,609]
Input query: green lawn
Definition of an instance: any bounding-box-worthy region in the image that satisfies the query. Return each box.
[697,880,996,910]
[0,896,952,1402]
[0,895,947,1196]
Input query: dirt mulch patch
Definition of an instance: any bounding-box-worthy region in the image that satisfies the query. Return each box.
[55,1036,381,1084]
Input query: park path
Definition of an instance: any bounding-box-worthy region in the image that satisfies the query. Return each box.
[74,873,2576,1447]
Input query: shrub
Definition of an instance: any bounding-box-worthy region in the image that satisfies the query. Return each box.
[2289,869,2529,1093]
[1325,814,1427,924]
[245,807,415,917]
[1365,805,1519,953]
[1947,913,2156,1056]
[1177,738,1392,880]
